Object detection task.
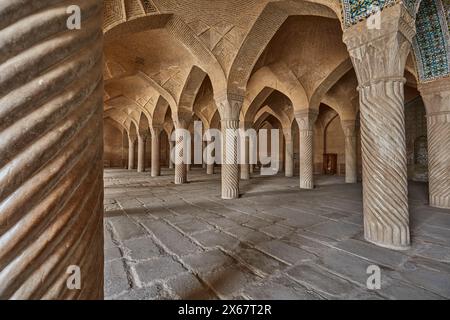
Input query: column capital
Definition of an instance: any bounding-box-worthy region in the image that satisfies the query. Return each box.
[215,93,244,121]
[282,127,293,140]
[418,78,450,116]
[172,111,192,129]
[138,132,149,140]
[150,125,163,135]
[341,120,357,137]
[343,4,415,87]
[240,121,253,130]
[295,109,319,131]
[128,134,137,143]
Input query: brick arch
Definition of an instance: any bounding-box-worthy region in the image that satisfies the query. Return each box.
[254,105,291,129]
[241,64,307,123]
[309,58,353,110]
[103,0,163,36]
[150,95,170,127]
[175,66,207,124]
[227,0,340,97]
[254,112,283,132]
[104,95,153,123]
[103,2,227,104]
[105,116,127,133]
[137,112,150,136]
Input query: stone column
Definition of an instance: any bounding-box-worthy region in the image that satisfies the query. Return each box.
[0,0,104,299]
[205,139,215,174]
[240,122,251,180]
[169,140,174,169]
[283,128,294,177]
[341,120,357,183]
[174,123,188,184]
[217,95,243,200]
[128,136,136,170]
[137,134,147,172]
[151,127,161,177]
[419,79,450,209]
[222,119,240,199]
[343,4,415,249]
[295,110,318,189]
[202,141,207,169]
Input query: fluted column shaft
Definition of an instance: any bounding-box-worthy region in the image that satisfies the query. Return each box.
[341,120,357,183]
[343,4,414,250]
[222,119,240,199]
[128,137,136,170]
[137,135,147,173]
[151,127,161,177]
[0,0,104,299]
[419,79,450,209]
[283,129,294,177]
[295,111,318,189]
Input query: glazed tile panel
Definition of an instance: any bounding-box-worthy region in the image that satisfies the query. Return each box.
[413,0,450,81]
[341,0,450,82]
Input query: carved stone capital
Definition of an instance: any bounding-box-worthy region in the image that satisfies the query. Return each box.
[151,125,163,136]
[418,78,450,116]
[341,120,357,137]
[215,93,244,121]
[128,134,137,143]
[343,4,415,87]
[295,110,319,131]
[172,111,192,129]
[282,127,293,141]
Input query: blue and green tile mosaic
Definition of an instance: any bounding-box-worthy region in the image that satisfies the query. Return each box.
[413,0,450,81]
[341,0,450,82]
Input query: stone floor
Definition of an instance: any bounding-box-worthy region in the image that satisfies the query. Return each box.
[104,168,450,300]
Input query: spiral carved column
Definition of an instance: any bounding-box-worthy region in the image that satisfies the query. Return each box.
[419,79,450,209]
[0,0,104,299]
[174,126,187,184]
[128,137,136,170]
[283,128,294,177]
[151,127,161,177]
[295,111,318,189]
[359,81,410,249]
[137,134,146,173]
[222,120,240,199]
[343,4,415,249]
[341,120,357,183]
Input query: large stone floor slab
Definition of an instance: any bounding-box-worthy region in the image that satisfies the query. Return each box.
[104,168,450,300]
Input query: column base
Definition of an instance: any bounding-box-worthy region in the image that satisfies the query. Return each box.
[221,189,240,200]
[430,195,450,209]
[364,221,410,251]
[300,183,314,190]
[174,177,186,185]
[365,237,411,251]
[151,170,160,177]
